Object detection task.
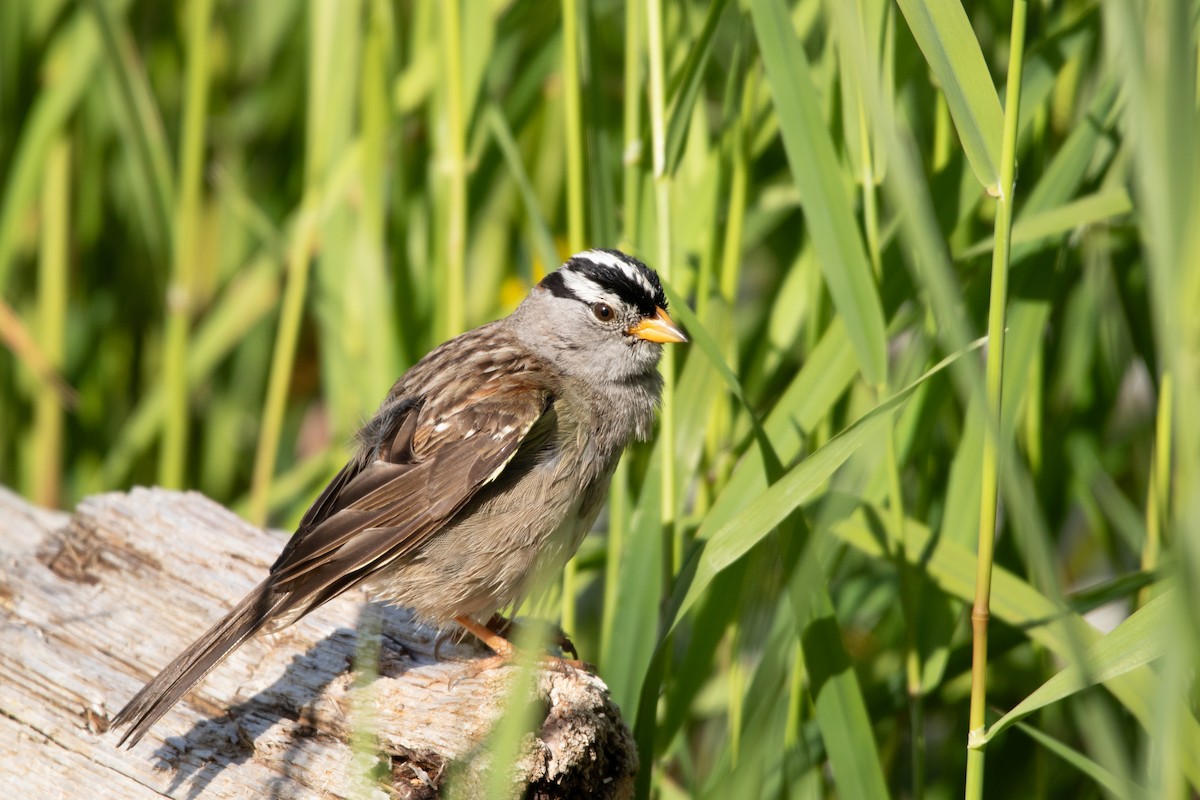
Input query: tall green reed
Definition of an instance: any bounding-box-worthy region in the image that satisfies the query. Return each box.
[1,2,1195,797]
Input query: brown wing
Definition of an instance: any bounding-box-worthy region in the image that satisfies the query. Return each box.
[261,375,552,623]
[112,338,554,748]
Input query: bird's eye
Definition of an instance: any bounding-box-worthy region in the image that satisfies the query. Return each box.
[592,302,614,321]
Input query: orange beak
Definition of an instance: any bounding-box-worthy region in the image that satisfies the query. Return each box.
[627,307,688,344]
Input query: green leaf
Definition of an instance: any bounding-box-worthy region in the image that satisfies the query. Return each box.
[0,0,136,289]
[833,517,1200,787]
[601,441,664,720]
[486,104,560,277]
[985,591,1172,740]
[749,0,888,387]
[957,189,1133,259]
[1014,722,1145,799]
[833,0,892,184]
[789,540,890,799]
[894,0,1004,191]
[664,338,982,635]
[86,0,175,259]
[665,0,733,176]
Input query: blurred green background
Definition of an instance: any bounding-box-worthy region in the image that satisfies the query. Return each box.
[3,0,1198,797]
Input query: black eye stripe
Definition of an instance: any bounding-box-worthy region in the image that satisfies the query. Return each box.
[540,271,576,301]
[538,250,668,319]
[561,252,666,317]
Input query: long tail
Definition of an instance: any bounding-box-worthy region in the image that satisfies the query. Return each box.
[111,580,282,747]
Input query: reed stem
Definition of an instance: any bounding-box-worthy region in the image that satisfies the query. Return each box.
[965,3,1026,796]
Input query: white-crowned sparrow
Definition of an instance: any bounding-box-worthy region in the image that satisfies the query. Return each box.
[112,248,686,746]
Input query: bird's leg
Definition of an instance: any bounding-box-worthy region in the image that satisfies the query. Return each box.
[454,615,515,658]
[484,612,513,638]
[484,612,579,660]
[446,616,516,687]
[448,615,592,687]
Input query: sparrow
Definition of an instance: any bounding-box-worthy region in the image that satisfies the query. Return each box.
[112,248,686,746]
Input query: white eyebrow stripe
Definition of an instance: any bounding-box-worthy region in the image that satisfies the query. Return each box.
[579,249,657,298]
[560,268,612,305]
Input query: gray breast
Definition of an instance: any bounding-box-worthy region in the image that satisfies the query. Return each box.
[362,396,618,625]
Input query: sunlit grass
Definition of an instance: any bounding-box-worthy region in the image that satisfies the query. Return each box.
[1,0,1196,797]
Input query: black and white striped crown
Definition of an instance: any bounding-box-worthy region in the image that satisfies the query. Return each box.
[541,249,667,317]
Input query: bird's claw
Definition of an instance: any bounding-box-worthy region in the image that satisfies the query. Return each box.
[484,613,579,659]
[443,652,593,691]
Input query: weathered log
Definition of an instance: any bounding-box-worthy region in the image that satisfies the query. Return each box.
[0,487,636,798]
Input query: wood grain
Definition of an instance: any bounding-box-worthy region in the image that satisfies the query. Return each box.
[0,487,636,798]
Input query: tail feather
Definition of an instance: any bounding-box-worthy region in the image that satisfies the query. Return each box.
[112,581,280,747]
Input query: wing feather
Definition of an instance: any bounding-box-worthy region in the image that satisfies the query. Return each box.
[114,324,557,746]
[266,377,551,600]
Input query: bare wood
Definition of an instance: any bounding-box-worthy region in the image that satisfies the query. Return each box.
[0,487,636,799]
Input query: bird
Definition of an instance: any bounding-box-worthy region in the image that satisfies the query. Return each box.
[111,248,687,747]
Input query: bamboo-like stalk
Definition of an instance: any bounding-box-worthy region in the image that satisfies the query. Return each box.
[646,0,678,579]
[618,1,643,254]
[965,2,1027,796]
[159,0,214,489]
[248,0,338,526]
[249,211,316,526]
[861,72,928,800]
[1139,372,1171,608]
[560,0,585,637]
[638,11,677,788]
[862,93,928,800]
[718,59,754,311]
[32,139,70,508]
[707,62,753,496]
[561,0,585,253]
[601,0,644,667]
[852,27,927,790]
[439,0,466,341]
[83,0,175,255]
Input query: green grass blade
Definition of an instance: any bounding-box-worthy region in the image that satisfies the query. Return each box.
[958,188,1132,260]
[30,139,70,507]
[1014,722,1145,799]
[437,0,467,340]
[601,441,663,720]
[894,0,1004,192]
[0,0,134,289]
[986,590,1173,740]
[789,539,890,798]
[749,0,888,387]
[664,0,732,177]
[85,0,175,257]
[159,0,215,488]
[833,517,1200,787]
[486,104,560,278]
[665,338,982,636]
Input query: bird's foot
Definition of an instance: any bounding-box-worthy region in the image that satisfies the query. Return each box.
[483,612,579,660]
[444,615,593,689]
[446,651,593,690]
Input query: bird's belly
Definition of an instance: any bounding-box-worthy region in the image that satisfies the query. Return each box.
[363,464,612,626]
